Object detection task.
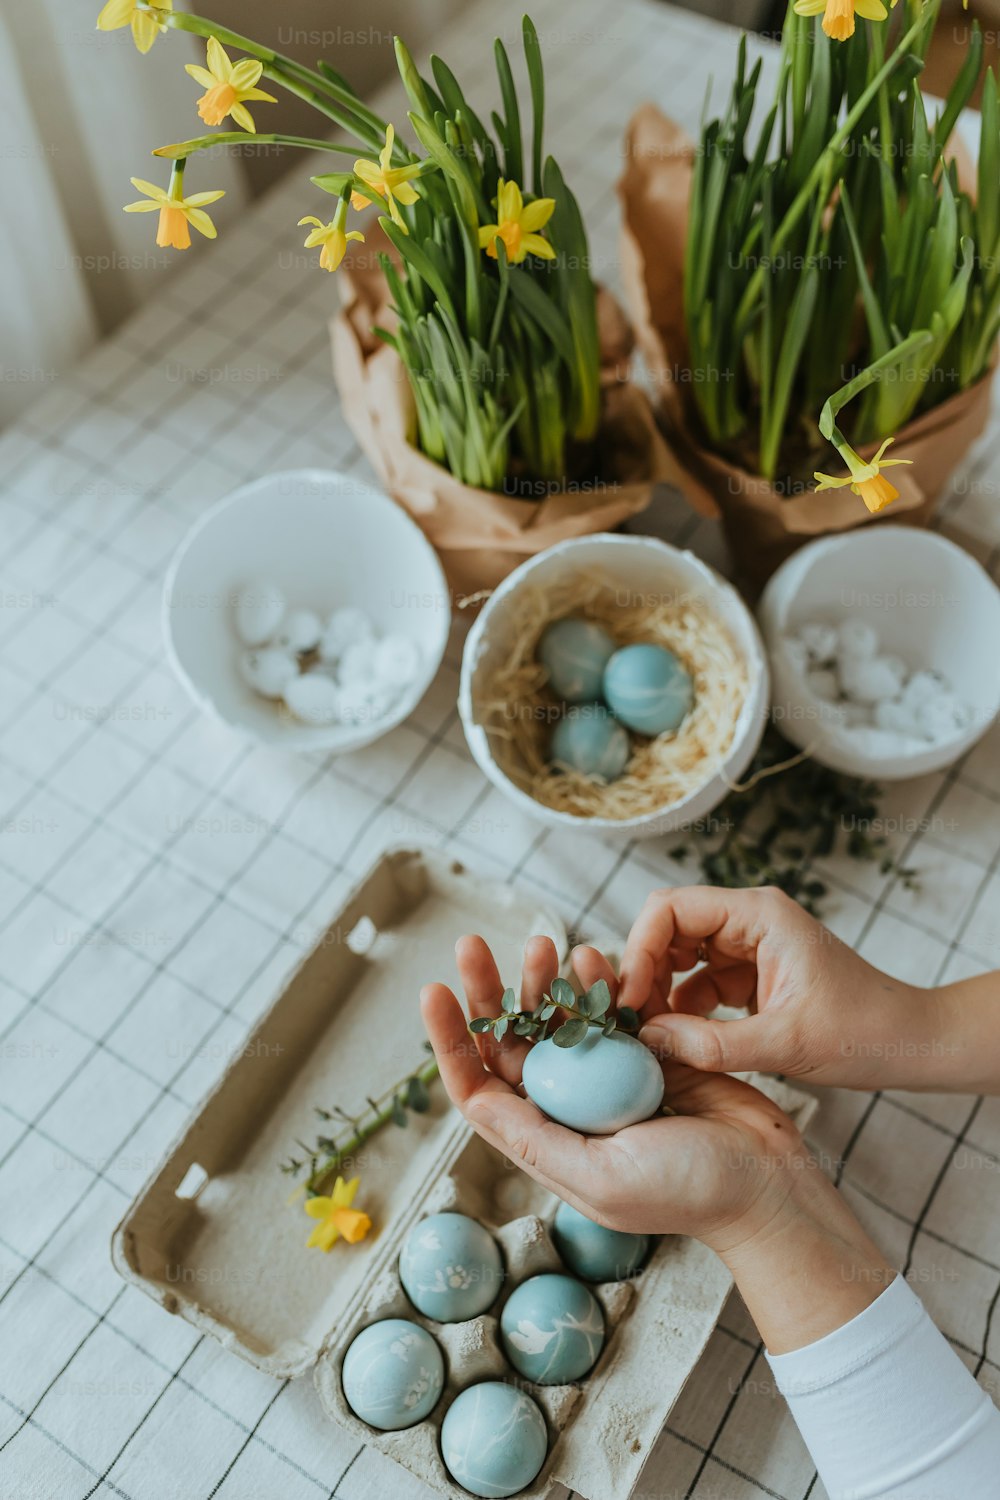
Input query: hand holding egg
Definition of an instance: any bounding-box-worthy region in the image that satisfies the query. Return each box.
[420,933,809,1256]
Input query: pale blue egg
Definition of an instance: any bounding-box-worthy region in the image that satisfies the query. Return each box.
[550,706,630,782]
[538,617,616,703]
[441,1382,548,1498]
[341,1318,444,1430]
[552,1201,650,1283]
[522,1030,664,1134]
[500,1273,605,1384]
[603,643,694,736]
[399,1212,504,1322]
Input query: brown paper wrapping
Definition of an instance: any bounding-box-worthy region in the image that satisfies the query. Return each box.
[331,255,684,595]
[618,104,996,590]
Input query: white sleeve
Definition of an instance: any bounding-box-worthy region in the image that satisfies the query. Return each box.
[765,1273,1000,1500]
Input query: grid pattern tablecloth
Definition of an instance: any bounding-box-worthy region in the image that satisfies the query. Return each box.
[2,1,1000,1497]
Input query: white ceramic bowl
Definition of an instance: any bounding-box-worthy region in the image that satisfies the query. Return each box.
[459,534,769,839]
[164,470,450,752]
[759,525,1000,779]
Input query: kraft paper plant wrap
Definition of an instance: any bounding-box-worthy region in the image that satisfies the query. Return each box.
[332,253,682,595]
[619,104,995,590]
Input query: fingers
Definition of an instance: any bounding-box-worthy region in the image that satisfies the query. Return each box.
[619,886,795,1012]
[456,934,529,1085]
[640,1009,791,1077]
[421,982,509,1105]
[520,935,560,1012]
[571,945,619,1003]
[671,961,758,1016]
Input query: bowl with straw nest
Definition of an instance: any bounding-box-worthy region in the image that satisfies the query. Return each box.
[459,534,769,839]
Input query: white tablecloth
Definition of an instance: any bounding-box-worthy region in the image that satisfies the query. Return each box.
[2,1,1000,1496]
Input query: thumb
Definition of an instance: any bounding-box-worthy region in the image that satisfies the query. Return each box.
[640,1011,790,1075]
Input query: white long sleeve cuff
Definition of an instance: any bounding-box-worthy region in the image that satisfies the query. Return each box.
[765,1273,1000,1500]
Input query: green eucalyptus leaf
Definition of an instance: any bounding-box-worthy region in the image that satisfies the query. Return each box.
[584,979,612,1019]
[406,1076,431,1112]
[539,1002,557,1021]
[553,1018,589,1048]
[493,1016,510,1041]
[549,976,577,1009]
[602,1017,616,1037]
[469,1017,494,1034]
[501,987,518,1013]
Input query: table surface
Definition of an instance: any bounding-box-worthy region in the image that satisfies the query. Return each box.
[3,0,1000,1496]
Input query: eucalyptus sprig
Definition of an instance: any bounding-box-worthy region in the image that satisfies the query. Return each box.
[469,977,639,1049]
[669,728,919,915]
[282,1046,439,1197]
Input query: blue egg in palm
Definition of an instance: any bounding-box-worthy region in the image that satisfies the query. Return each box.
[552,1201,650,1283]
[550,706,630,782]
[603,644,694,737]
[538,617,616,703]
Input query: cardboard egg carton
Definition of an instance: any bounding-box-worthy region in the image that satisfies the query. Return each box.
[111,846,817,1500]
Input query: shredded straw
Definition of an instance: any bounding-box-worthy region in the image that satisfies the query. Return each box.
[474,572,750,820]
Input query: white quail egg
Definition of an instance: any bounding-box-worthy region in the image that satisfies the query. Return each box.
[840,656,907,706]
[235,579,285,646]
[805,667,839,703]
[274,608,322,655]
[374,635,421,687]
[837,620,878,661]
[799,623,838,664]
[338,639,378,686]
[917,693,967,742]
[239,648,298,700]
[320,607,374,662]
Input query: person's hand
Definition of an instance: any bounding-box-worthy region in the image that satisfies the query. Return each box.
[421,932,896,1355]
[421,933,807,1257]
[618,885,941,1092]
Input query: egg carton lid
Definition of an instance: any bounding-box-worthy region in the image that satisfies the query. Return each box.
[111,846,568,1380]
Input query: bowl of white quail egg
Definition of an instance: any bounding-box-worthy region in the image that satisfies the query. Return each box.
[759,525,1000,779]
[163,470,450,753]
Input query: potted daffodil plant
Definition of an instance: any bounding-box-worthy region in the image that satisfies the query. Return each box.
[619,0,1000,585]
[99,3,675,592]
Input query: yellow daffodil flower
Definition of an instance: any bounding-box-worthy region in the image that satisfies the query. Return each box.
[185,38,277,132]
[351,125,421,231]
[298,196,365,272]
[793,0,896,42]
[96,0,172,54]
[478,179,556,264]
[814,436,912,514]
[123,174,225,251]
[304,1175,372,1252]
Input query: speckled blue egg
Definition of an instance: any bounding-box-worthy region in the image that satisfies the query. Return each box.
[537,617,616,703]
[341,1318,444,1430]
[550,707,630,782]
[441,1381,548,1498]
[603,643,694,736]
[500,1273,605,1384]
[399,1212,504,1322]
[522,1030,664,1135]
[552,1201,650,1283]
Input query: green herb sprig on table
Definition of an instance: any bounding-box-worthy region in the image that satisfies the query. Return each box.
[669,730,919,916]
[469,976,639,1049]
[282,1045,439,1197]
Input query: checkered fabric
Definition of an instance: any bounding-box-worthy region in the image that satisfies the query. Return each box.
[1,1,999,1496]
